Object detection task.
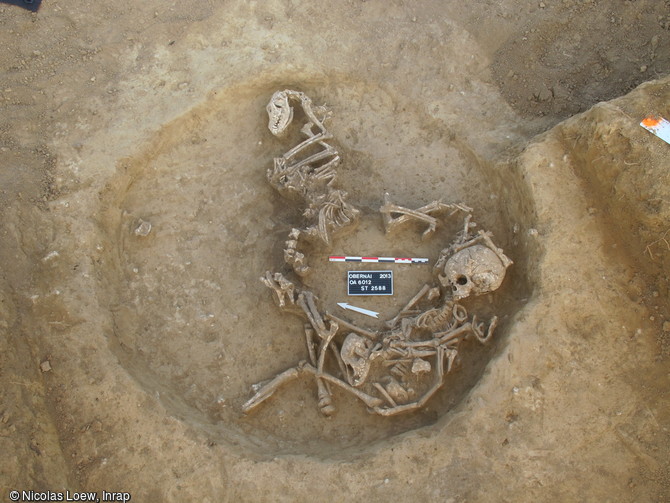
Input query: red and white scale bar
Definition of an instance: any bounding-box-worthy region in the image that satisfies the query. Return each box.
[329,256,429,264]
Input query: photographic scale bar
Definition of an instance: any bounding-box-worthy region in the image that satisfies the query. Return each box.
[329,256,429,264]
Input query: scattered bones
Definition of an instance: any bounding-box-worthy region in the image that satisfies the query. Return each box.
[246,90,513,417]
[380,192,472,240]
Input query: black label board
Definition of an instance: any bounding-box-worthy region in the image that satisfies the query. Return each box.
[347,270,393,296]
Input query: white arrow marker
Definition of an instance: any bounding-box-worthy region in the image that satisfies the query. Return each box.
[337,302,379,319]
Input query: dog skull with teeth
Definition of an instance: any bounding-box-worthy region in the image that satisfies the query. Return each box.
[266,90,294,136]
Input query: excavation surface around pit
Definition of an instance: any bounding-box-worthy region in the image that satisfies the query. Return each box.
[3,2,669,501]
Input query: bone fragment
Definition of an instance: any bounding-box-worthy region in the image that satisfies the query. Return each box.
[386,284,431,328]
[380,193,472,239]
[242,367,301,413]
[471,315,498,344]
[373,382,398,407]
[304,325,318,365]
[300,364,384,408]
[411,358,432,374]
[304,325,335,415]
[330,342,348,379]
[260,271,296,309]
[383,377,410,403]
[325,313,378,340]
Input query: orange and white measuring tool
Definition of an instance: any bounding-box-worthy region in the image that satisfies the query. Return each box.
[640,116,670,145]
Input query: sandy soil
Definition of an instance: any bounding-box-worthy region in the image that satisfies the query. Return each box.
[1,0,669,501]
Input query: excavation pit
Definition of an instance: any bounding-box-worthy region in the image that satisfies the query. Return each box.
[97,80,534,457]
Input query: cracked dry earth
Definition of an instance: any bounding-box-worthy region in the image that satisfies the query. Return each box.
[1,1,670,501]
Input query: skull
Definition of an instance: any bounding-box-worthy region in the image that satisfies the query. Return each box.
[266,91,294,136]
[340,333,372,387]
[441,244,510,299]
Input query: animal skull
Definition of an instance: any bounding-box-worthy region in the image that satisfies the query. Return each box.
[266,91,294,136]
[340,333,373,387]
[441,244,509,299]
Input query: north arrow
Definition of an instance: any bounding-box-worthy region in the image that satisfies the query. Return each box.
[337,302,379,318]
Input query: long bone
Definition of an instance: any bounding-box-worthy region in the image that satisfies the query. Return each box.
[242,366,301,413]
[297,291,339,415]
[326,313,378,340]
[430,315,497,346]
[392,322,474,350]
[329,341,348,379]
[242,323,341,415]
[300,363,384,409]
[288,145,339,178]
[312,157,340,180]
[380,192,472,239]
[244,311,497,415]
[383,348,437,360]
[304,324,335,415]
[386,284,432,329]
[373,382,398,408]
[242,361,385,414]
[347,315,494,415]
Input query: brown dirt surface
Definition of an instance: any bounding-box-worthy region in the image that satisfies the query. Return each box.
[1,0,669,501]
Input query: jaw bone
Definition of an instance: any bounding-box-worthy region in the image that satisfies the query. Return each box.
[267,90,294,136]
